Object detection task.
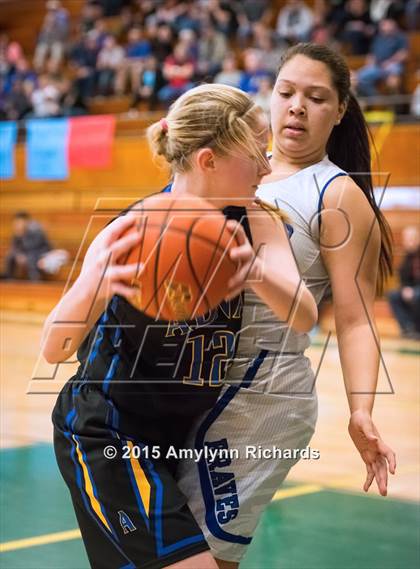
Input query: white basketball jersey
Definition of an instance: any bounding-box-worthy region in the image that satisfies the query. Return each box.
[234,155,347,360]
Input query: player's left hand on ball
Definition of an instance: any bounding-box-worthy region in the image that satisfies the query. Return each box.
[224,220,262,300]
[348,409,396,497]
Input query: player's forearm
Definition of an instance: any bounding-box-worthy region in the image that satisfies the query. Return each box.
[335,314,380,414]
[251,274,317,333]
[41,276,106,364]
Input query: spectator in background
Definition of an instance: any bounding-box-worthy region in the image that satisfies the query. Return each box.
[369,0,406,26]
[158,41,195,106]
[251,75,273,120]
[96,34,124,95]
[214,52,242,87]
[34,0,69,71]
[208,0,238,37]
[240,0,272,26]
[96,0,126,18]
[4,79,33,119]
[239,48,273,94]
[1,212,52,282]
[130,54,164,112]
[153,0,183,27]
[30,73,62,117]
[91,18,110,50]
[0,35,12,84]
[173,1,201,34]
[311,20,334,46]
[69,31,99,100]
[197,23,227,79]
[356,18,408,97]
[79,0,104,34]
[405,0,420,31]
[114,26,151,95]
[6,58,37,95]
[116,5,136,37]
[61,83,89,115]
[149,22,174,64]
[133,0,158,26]
[324,0,347,39]
[276,0,314,44]
[388,226,420,339]
[0,84,7,119]
[336,0,374,55]
[178,28,199,62]
[236,0,272,46]
[252,23,286,75]
[6,39,24,68]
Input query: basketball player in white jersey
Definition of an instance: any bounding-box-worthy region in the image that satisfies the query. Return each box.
[177,43,397,568]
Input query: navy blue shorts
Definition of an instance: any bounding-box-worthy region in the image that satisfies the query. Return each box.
[52,385,209,569]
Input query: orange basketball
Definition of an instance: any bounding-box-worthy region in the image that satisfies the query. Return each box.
[122,193,239,321]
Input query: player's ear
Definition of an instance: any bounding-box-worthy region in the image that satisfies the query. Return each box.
[196,148,216,172]
[336,100,347,125]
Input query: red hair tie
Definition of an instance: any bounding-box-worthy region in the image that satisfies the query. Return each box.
[160,118,168,133]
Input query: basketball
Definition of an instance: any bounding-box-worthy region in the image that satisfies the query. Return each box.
[122,193,239,321]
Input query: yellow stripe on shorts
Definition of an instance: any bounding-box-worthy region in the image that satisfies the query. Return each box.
[72,434,112,532]
[126,440,151,516]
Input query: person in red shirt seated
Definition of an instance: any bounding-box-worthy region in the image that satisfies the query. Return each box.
[158,42,195,106]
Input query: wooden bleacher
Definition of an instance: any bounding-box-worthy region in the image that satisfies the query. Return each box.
[0,121,418,339]
[0,0,418,335]
[0,0,85,56]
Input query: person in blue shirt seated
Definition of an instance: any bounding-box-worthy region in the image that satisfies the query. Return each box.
[356,17,408,97]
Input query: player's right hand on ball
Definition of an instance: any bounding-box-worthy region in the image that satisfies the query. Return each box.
[79,213,144,303]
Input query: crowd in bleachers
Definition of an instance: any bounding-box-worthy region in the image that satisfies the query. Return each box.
[0,0,419,121]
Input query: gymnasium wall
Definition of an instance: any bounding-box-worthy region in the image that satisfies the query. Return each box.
[0,122,418,285]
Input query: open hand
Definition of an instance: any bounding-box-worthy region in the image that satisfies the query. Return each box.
[348,409,396,496]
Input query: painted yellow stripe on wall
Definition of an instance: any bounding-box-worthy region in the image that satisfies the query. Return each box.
[0,529,81,553]
[73,435,112,532]
[127,440,151,516]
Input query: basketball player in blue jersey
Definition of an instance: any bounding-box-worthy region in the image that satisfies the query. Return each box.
[176,44,397,568]
[43,84,317,569]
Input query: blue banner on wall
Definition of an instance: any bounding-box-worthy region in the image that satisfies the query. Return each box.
[0,121,18,179]
[26,118,69,180]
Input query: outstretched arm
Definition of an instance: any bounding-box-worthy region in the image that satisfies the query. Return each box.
[321,176,396,496]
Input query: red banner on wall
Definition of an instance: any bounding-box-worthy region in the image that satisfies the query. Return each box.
[68,115,116,168]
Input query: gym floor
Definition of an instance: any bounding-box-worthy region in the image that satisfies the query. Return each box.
[1,311,419,569]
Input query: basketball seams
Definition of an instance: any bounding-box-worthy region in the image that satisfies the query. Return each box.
[125,196,239,321]
[137,222,238,260]
[186,218,211,318]
[199,216,230,284]
[154,198,176,319]
[134,201,147,274]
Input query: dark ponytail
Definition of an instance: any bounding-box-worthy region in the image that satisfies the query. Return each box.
[278,43,393,292]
